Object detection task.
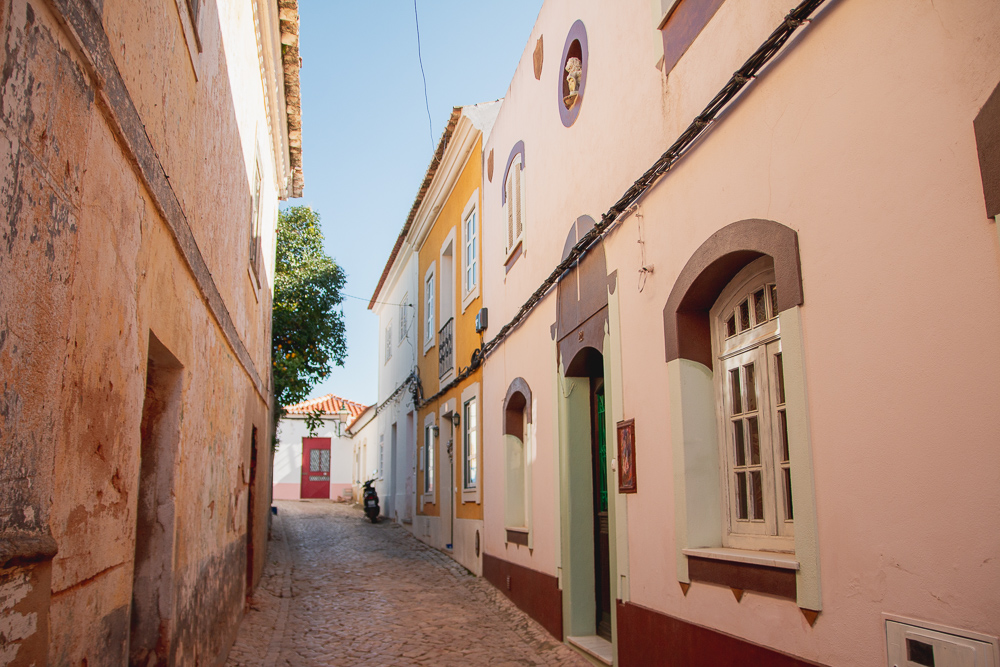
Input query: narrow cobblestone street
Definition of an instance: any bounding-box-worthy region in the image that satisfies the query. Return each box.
[226,501,588,666]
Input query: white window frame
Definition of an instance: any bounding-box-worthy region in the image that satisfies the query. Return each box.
[709,257,793,553]
[423,262,436,355]
[460,383,481,502]
[460,189,480,312]
[421,413,436,504]
[384,322,392,364]
[398,293,409,345]
[503,153,526,263]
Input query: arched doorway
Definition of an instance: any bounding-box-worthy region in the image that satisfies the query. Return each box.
[564,346,612,641]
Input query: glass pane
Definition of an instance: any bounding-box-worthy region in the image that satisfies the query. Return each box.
[310,449,320,472]
[747,416,760,465]
[750,471,764,520]
[769,284,778,317]
[778,409,789,462]
[320,450,330,472]
[753,288,767,325]
[735,472,748,520]
[733,420,746,467]
[744,363,757,412]
[726,313,737,338]
[783,466,794,520]
[729,368,742,414]
[775,352,785,405]
[738,299,750,331]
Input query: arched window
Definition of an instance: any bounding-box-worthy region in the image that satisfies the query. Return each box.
[711,257,792,551]
[503,378,532,546]
[501,142,526,263]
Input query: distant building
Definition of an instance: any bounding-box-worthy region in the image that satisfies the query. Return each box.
[0,0,303,664]
[273,394,368,501]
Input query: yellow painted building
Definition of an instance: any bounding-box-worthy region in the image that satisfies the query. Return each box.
[410,103,499,575]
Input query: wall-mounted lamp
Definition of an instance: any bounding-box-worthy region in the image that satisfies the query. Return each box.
[431,425,440,437]
[449,411,461,428]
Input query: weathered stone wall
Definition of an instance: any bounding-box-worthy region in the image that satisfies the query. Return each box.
[0,0,289,663]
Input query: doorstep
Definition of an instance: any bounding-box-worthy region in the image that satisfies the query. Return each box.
[567,635,613,666]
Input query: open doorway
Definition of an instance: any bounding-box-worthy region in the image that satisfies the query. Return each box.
[246,425,258,599]
[564,346,612,641]
[130,333,183,665]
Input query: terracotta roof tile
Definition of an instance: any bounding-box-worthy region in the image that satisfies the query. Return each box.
[284,394,369,429]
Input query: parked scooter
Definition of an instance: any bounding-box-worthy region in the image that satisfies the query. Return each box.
[362,479,380,523]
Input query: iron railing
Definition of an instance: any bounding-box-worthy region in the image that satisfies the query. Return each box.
[438,317,454,379]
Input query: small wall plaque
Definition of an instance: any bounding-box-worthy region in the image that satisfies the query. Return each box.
[617,418,637,494]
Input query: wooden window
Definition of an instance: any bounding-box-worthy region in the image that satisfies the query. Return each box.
[423,424,435,496]
[399,294,408,343]
[384,323,392,364]
[712,257,793,551]
[463,398,478,490]
[464,208,477,293]
[504,156,525,257]
[424,270,435,347]
[249,157,262,279]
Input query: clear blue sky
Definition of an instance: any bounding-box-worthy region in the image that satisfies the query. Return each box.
[281,1,543,408]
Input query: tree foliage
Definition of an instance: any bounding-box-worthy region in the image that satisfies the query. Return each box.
[272,206,347,413]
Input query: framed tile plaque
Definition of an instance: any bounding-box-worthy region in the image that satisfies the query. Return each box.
[617,418,637,494]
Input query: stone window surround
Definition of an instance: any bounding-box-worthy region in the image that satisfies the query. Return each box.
[662,218,821,612]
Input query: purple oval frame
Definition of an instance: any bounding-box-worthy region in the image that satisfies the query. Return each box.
[558,20,588,128]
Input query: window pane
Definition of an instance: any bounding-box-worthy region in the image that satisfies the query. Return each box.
[738,299,750,331]
[744,363,757,412]
[726,313,736,337]
[747,416,760,465]
[753,288,767,325]
[735,472,748,520]
[769,284,778,317]
[778,409,789,462]
[774,352,785,405]
[750,470,764,520]
[729,368,742,414]
[733,420,746,467]
[783,466,794,520]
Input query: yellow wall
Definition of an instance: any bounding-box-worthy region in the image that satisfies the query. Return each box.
[417,136,484,522]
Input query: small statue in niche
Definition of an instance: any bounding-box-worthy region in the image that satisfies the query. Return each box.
[564,56,582,109]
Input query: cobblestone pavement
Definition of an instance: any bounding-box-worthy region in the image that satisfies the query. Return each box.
[226,500,589,667]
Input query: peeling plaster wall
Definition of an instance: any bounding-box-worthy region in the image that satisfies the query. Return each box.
[0,0,287,663]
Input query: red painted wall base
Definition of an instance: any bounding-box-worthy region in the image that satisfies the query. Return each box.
[616,600,826,666]
[483,553,563,640]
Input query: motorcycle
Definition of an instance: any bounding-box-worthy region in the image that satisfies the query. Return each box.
[362,479,380,523]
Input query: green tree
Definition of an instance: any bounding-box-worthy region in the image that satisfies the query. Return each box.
[272,206,347,421]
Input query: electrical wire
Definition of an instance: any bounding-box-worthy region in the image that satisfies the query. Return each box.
[413,0,435,154]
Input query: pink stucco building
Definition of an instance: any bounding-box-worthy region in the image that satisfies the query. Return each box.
[478,0,1000,665]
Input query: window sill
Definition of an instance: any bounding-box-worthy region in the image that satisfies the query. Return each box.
[461,488,479,504]
[682,547,799,571]
[461,283,480,313]
[421,494,435,505]
[505,527,529,546]
[504,241,523,275]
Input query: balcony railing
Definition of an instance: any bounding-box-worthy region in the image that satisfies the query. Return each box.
[438,317,454,379]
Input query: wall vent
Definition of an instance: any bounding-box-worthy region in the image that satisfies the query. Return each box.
[886,616,998,667]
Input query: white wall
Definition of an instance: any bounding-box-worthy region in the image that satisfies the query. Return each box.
[272,415,353,499]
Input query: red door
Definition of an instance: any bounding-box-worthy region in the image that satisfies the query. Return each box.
[301,437,331,498]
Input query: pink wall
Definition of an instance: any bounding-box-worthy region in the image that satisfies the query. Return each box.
[481,0,1000,663]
